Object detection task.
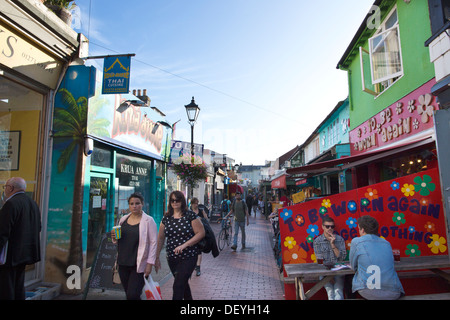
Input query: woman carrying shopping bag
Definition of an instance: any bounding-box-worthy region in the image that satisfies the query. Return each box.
[111,193,157,300]
[155,191,205,300]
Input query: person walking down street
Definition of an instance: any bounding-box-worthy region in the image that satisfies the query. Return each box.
[350,215,404,300]
[155,191,205,300]
[245,192,253,217]
[190,197,207,276]
[111,193,157,300]
[313,216,347,300]
[224,191,249,251]
[0,177,41,300]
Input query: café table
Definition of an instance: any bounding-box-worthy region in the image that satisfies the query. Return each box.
[284,255,450,300]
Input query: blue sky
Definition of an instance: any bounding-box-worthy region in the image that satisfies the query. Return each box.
[74,0,375,165]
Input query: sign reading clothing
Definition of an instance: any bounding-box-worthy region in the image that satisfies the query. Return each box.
[102,56,131,94]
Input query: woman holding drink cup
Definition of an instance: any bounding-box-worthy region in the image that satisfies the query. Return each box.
[111,193,157,300]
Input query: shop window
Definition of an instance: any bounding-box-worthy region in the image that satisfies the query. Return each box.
[0,75,43,203]
[360,6,403,96]
[116,153,152,218]
[91,142,112,168]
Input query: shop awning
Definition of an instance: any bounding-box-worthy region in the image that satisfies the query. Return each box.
[287,136,435,176]
[271,174,287,189]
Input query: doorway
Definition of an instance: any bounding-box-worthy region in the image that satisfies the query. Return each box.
[86,173,113,268]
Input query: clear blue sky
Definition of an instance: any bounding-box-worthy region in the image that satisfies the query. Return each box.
[74,0,375,165]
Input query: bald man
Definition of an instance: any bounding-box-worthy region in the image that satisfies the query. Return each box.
[0,177,41,300]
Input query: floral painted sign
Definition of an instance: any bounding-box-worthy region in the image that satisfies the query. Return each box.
[350,79,439,155]
[279,168,448,298]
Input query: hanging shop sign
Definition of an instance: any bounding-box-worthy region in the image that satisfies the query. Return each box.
[349,79,439,155]
[271,174,287,189]
[169,140,204,164]
[102,55,131,94]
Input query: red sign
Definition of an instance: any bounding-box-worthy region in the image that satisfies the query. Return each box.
[349,79,439,155]
[279,168,447,299]
[271,174,287,189]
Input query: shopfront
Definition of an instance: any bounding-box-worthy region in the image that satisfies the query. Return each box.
[0,1,79,288]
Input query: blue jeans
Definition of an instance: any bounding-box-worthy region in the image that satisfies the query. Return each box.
[233,220,246,247]
[322,275,345,300]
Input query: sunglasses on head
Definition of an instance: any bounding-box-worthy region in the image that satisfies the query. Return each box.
[324,225,335,229]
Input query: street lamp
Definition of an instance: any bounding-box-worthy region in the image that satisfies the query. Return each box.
[185,97,200,199]
[185,97,200,158]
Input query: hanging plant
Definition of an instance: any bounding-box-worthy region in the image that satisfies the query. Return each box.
[171,154,208,189]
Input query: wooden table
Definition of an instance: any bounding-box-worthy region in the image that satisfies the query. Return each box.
[284,256,450,300]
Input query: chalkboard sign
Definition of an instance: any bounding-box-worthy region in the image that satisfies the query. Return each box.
[84,233,122,295]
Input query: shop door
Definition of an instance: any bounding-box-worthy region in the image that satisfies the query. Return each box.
[87,173,113,268]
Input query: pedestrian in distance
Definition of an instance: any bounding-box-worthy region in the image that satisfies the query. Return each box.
[0,177,41,300]
[350,215,404,300]
[224,191,249,251]
[190,197,208,276]
[245,192,253,217]
[111,192,158,300]
[313,216,347,300]
[155,191,205,300]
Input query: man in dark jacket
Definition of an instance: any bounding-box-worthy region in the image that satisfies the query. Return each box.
[0,177,41,300]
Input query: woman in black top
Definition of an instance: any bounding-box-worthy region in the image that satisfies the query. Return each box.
[155,191,205,300]
[111,193,157,300]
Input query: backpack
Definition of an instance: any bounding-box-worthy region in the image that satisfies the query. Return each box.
[197,217,219,258]
[221,200,229,212]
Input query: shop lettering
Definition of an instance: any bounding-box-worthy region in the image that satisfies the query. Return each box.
[120,164,148,176]
[112,105,163,152]
[0,28,16,58]
[380,226,432,244]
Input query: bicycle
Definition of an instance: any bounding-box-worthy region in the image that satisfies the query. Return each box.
[217,216,233,251]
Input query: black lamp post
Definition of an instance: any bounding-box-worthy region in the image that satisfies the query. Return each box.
[185,97,200,199]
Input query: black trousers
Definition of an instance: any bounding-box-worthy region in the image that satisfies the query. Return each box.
[168,256,197,300]
[118,265,145,300]
[0,264,26,300]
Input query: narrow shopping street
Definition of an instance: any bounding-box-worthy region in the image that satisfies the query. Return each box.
[160,213,285,300]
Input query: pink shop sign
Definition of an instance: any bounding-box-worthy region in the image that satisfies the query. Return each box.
[350,79,439,155]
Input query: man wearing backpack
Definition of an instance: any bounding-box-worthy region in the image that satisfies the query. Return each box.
[224,191,249,251]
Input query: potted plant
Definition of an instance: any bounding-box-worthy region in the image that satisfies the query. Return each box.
[44,0,76,25]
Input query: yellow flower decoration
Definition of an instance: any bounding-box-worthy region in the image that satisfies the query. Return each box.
[401,183,415,197]
[321,199,332,208]
[284,236,296,249]
[428,234,447,254]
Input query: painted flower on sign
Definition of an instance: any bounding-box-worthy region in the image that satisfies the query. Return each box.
[346,217,357,229]
[401,184,415,197]
[424,221,435,233]
[392,212,405,226]
[347,201,357,213]
[321,199,332,208]
[364,188,378,200]
[427,234,447,254]
[280,208,293,221]
[417,93,434,124]
[391,181,400,190]
[283,247,307,264]
[307,224,319,237]
[284,236,296,250]
[413,175,435,196]
[405,244,421,257]
[294,214,305,227]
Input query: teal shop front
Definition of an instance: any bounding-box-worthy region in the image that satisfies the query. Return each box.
[45,65,171,293]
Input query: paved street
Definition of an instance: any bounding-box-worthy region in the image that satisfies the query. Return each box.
[160,213,285,300]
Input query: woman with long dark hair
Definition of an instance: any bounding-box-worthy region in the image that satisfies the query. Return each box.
[111,193,157,300]
[155,191,205,300]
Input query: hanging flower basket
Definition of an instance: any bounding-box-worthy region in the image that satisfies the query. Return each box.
[171,154,208,189]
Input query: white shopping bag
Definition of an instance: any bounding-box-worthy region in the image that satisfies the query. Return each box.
[141,275,162,300]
